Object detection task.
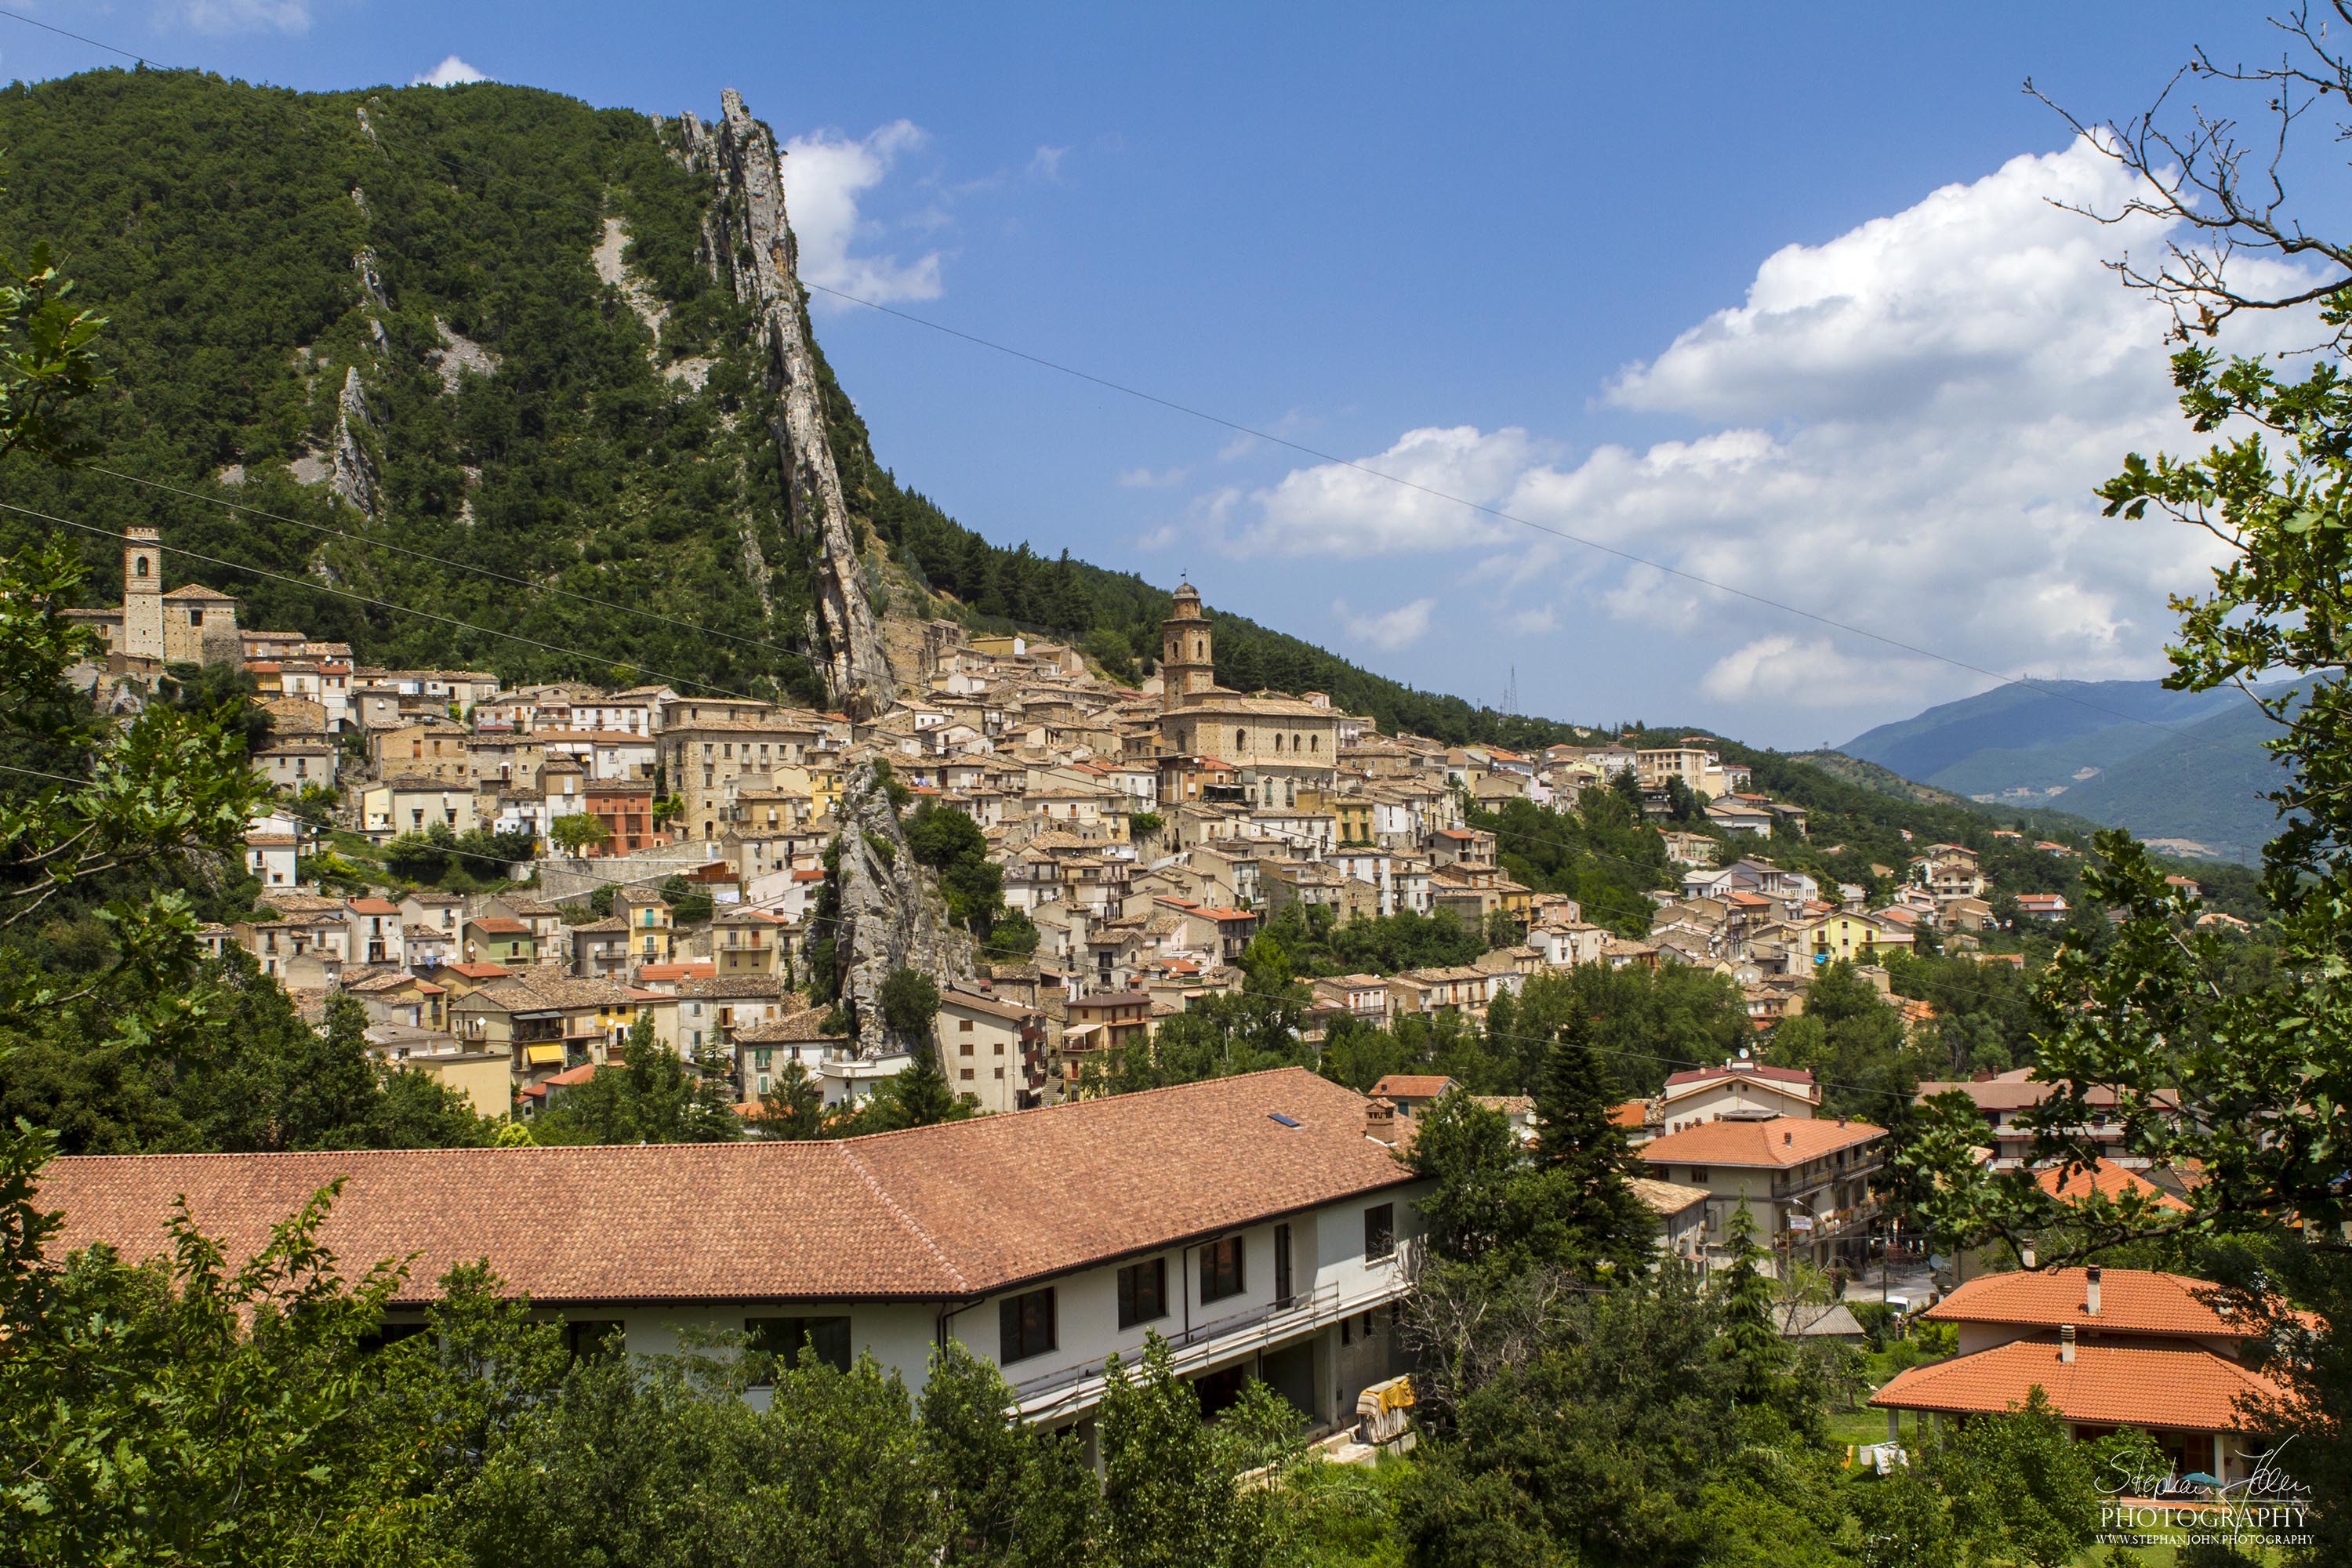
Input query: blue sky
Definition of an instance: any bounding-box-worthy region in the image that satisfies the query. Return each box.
[4,3,2308,746]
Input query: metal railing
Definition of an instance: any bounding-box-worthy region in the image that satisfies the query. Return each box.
[1010,1276,1402,1420]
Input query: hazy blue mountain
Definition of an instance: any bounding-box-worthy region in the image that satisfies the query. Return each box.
[1840,679,2292,861]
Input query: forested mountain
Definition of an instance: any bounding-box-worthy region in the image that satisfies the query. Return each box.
[0,67,1606,748]
[1839,678,2291,859]
[0,67,2240,887]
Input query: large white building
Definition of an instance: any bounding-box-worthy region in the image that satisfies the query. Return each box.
[38,1068,1426,1435]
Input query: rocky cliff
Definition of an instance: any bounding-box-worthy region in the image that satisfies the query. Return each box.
[830,757,975,1058]
[675,93,897,721]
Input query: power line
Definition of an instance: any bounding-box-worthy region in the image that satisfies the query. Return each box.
[0,499,782,706]
[0,5,147,65]
[805,276,2227,754]
[0,10,2235,764]
[89,466,820,670]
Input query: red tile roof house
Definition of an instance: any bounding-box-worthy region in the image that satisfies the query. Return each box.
[1871,1268,2288,1491]
[35,1068,1428,1435]
[1638,1115,1886,1276]
[1656,1060,1820,1134]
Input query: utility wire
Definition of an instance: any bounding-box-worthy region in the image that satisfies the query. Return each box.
[0,5,147,65]
[0,499,782,707]
[88,466,822,670]
[0,6,2230,757]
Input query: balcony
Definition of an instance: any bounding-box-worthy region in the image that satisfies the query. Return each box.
[1008,1272,1408,1422]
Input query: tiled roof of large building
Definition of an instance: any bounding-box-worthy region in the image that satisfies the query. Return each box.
[1871,1337,2278,1432]
[37,1069,1417,1306]
[1638,1115,1884,1169]
[1926,1268,2249,1339]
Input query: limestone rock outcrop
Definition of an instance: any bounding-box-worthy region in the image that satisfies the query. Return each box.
[330,365,379,517]
[831,758,974,1059]
[677,93,896,720]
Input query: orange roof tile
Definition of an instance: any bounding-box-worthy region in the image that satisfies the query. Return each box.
[1926,1268,2248,1339]
[35,1068,1417,1307]
[1871,1337,2278,1433]
[1639,1115,1882,1168]
[1367,1074,1457,1102]
[1608,1098,1650,1129]
[2034,1160,2190,1214]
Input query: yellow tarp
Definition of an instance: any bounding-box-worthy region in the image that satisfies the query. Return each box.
[524,1044,568,1065]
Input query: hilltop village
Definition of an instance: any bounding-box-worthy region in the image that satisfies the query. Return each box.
[69,525,2083,1191]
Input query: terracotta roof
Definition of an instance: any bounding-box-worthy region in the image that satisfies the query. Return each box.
[347,898,400,914]
[636,962,716,982]
[733,1005,838,1044]
[467,917,531,936]
[37,1068,1419,1305]
[1871,1337,2278,1432]
[679,975,784,1000]
[2034,1160,2191,1214]
[1926,1268,2250,1339]
[1663,1061,1817,1096]
[1608,1098,1651,1129]
[1628,1176,1710,1217]
[1638,1115,1884,1169]
[1367,1074,1457,1102]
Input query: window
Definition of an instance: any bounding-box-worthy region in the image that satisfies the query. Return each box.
[960,1069,975,1081]
[1200,1236,1245,1303]
[746,1316,851,1374]
[1117,1258,1167,1328]
[565,1319,625,1360]
[1689,1167,1709,1184]
[1364,1203,1396,1261]
[999,1288,1057,1363]
[1236,729,1247,750]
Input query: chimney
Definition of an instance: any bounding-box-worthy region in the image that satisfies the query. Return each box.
[1365,1097,1398,1146]
[2060,1323,2076,1364]
[2086,1265,2102,1317]
[2020,1243,2037,1270]
[1784,1130,1794,1146]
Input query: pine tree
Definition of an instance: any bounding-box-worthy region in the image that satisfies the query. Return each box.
[755,1059,827,1140]
[891,1051,961,1130]
[1714,1203,1790,1406]
[1531,1010,1654,1269]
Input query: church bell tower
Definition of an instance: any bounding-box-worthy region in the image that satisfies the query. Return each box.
[1160,581,1214,712]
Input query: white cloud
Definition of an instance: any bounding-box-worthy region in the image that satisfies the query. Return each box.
[1118,465,1189,489]
[1700,635,1942,708]
[1334,597,1436,652]
[1029,145,1069,182]
[782,121,944,307]
[1236,425,1543,555]
[1214,138,2314,724]
[411,55,487,87]
[164,0,310,33]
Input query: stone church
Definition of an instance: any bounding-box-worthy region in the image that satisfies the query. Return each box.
[62,524,244,676]
[1155,581,1338,810]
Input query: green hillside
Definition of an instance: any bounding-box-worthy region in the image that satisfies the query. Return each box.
[0,68,1596,749]
[0,69,2270,903]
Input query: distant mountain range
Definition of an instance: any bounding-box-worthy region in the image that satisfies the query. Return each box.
[1839,679,2296,862]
